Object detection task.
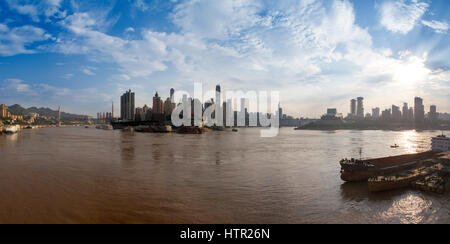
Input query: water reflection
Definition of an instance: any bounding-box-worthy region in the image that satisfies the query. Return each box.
[120,131,136,167]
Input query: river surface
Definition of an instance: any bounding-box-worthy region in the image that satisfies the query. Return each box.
[0,127,449,224]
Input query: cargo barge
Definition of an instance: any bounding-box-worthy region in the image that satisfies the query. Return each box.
[340,134,449,182]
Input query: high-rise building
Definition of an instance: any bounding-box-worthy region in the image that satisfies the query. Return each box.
[327,108,337,116]
[402,103,408,121]
[216,85,221,109]
[153,92,163,114]
[392,105,401,121]
[170,88,175,103]
[0,104,8,118]
[356,97,364,118]
[350,99,356,116]
[121,90,135,121]
[372,107,380,119]
[414,97,424,123]
[164,97,174,117]
[429,105,438,121]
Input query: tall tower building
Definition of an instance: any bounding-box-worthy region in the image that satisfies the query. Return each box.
[170,88,175,103]
[414,97,424,123]
[429,105,438,121]
[402,103,408,121]
[121,90,135,121]
[153,92,163,114]
[356,97,364,118]
[350,99,356,116]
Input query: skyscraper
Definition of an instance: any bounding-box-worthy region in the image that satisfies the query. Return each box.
[350,99,356,116]
[121,90,135,121]
[170,88,175,103]
[429,105,438,121]
[372,107,380,119]
[356,97,364,118]
[153,92,163,114]
[414,97,424,123]
[402,103,408,121]
[392,105,401,121]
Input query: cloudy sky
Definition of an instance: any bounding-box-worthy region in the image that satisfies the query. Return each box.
[0,0,449,117]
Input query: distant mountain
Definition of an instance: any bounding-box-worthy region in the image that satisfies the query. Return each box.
[7,104,88,120]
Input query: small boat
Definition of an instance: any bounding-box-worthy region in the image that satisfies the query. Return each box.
[232,128,238,132]
[391,144,399,148]
[4,125,20,134]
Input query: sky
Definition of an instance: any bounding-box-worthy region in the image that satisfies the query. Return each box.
[0,0,449,118]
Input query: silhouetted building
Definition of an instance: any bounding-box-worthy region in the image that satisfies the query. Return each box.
[356,97,364,118]
[372,107,380,119]
[392,105,402,121]
[414,97,424,123]
[153,92,163,115]
[170,88,175,103]
[350,99,356,117]
[429,105,438,121]
[327,108,337,116]
[381,108,391,120]
[402,103,409,121]
[121,90,135,121]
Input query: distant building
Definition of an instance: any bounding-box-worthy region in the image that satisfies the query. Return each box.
[327,108,337,116]
[153,92,163,115]
[164,97,174,117]
[381,108,391,120]
[170,88,175,103]
[402,103,409,121]
[0,104,10,118]
[414,97,424,123]
[372,107,380,119]
[350,99,357,117]
[356,97,364,118]
[392,105,402,121]
[429,105,438,121]
[121,90,135,121]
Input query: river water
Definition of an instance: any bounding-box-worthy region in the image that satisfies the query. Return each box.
[0,127,448,223]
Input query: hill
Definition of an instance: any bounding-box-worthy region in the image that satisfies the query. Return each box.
[7,104,88,120]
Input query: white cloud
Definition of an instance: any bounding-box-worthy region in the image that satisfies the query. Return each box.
[81,67,96,76]
[5,0,65,22]
[379,0,428,34]
[0,24,51,56]
[421,20,449,34]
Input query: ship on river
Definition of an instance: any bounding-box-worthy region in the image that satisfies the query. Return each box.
[340,134,449,182]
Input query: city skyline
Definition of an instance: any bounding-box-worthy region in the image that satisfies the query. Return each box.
[0,0,449,117]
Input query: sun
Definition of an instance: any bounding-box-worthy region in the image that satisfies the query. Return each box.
[393,54,430,85]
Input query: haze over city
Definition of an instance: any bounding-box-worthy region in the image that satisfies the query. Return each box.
[0,0,449,117]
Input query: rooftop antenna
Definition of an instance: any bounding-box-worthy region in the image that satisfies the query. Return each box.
[359,147,363,160]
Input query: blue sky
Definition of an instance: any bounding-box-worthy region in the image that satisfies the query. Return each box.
[0,0,449,117]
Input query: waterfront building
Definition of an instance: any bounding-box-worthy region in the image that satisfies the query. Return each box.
[170,88,175,103]
[327,108,337,116]
[0,104,11,118]
[356,97,364,118]
[164,97,174,117]
[350,99,356,117]
[153,92,163,115]
[392,105,402,121]
[402,103,409,121]
[121,90,135,121]
[429,105,438,121]
[381,108,391,120]
[414,97,425,123]
[372,107,380,119]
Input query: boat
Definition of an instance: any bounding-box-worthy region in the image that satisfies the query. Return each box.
[3,125,20,134]
[340,135,448,182]
[431,134,450,152]
[232,128,238,132]
[176,126,206,134]
[340,150,440,182]
[390,144,399,148]
[95,124,113,130]
[368,166,435,192]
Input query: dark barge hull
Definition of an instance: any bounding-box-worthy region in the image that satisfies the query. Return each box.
[340,151,440,182]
